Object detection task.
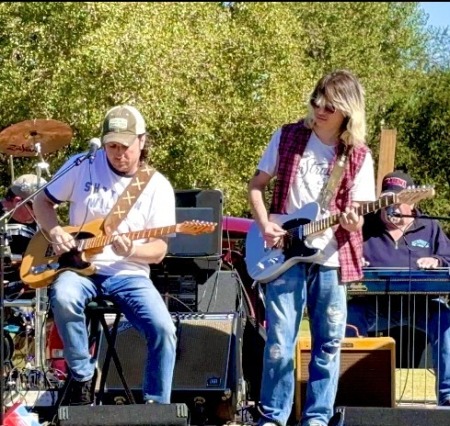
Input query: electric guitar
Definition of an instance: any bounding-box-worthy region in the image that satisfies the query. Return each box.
[20,218,217,289]
[245,187,435,283]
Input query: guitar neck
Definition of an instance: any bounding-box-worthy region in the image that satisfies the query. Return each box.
[78,224,177,251]
[304,197,394,236]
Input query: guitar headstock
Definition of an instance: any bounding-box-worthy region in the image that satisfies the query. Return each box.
[380,185,435,207]
[176,220,218,235]
[394,185,436,204]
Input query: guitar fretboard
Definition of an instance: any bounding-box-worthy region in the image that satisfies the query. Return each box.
[304,195,395,236]
[77,224,178,251]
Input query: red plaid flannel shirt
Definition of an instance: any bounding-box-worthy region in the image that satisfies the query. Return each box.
[269,120,370,283]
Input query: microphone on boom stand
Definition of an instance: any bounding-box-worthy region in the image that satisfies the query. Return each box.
[388,211,450,221]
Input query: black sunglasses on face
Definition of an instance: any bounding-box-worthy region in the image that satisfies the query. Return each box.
[310,98,336,114]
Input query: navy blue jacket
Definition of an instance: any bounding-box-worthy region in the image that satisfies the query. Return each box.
[363,210,450,269]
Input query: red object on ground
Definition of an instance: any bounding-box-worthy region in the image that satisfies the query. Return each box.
[46,322,68,379]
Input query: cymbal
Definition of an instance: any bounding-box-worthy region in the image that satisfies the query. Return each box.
[0,119,72,157]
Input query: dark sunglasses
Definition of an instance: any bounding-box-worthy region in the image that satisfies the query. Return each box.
[310,98,336,114]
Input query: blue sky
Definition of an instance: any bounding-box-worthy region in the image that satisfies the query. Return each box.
[420,2,450,28]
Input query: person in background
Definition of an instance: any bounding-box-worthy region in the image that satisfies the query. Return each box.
[0,174,46,297]
[0,173,46,232]
[248,69,376,426]
[32,105,177,405]
[346,170,450,407]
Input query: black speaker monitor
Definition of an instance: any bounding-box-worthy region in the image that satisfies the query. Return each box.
[58,403,190,426]
[169,207,216,256]
[168,189,223,258]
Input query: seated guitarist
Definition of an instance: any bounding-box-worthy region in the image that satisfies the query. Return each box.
[33,105,177,405]
[248,69,376,426]
[346,170,450,407]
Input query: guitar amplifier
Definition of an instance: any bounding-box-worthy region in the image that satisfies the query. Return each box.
[96,312,244,424]
[294,337,396,420]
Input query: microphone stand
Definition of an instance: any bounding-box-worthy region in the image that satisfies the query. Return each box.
[391,213,450,221]
[0,153,91,425]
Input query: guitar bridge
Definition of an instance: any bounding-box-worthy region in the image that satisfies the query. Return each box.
[31,262,60,275]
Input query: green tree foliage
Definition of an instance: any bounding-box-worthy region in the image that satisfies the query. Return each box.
[376,68,450,230]
[0,2,445,219]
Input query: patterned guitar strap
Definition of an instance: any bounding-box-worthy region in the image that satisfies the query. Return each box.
[318,143,353,213]
[102,163,156,235]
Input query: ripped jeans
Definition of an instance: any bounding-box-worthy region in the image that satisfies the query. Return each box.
[259,263,347,426]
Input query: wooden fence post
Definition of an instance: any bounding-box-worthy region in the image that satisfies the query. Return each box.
[376,129,397,197]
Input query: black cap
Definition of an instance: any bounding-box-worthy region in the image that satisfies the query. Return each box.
[381,171,414,194]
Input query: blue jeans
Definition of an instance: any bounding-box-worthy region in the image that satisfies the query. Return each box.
[258,264,347,426]
[49,271,177,403]
[346,295,450,405]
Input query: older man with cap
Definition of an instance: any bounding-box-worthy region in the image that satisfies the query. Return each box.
[1,174,46,297]
[33,105,177,405]
[1,174,46,228]
[1,174,47,254]
[346,170,450,406]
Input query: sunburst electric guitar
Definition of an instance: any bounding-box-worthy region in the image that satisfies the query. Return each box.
[245,187,435,283]
[20,218,217,289]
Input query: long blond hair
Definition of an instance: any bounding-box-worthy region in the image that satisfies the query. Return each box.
[304,69,366,146]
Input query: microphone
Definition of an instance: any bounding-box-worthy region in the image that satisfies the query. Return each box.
[391,211,418,218]
[386,206,395,217]
[87,138,101,163]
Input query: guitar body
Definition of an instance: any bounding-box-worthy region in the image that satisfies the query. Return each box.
[20,219,104,289]
[20,218,217,289]
[245,187,437,284]
[245,203,328,283]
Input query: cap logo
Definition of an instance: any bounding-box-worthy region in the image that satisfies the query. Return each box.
[108,117,130,132]
[19,182,33,192]
[384,177,407,189]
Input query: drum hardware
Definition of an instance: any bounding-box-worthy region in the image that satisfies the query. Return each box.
[3,307,34,370]
[3,280,26,300]
[4,224,36,263]
[0,120,99,420]
[8,155,14,184]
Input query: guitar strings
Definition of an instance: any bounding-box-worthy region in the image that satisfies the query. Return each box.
[272,189,430,245]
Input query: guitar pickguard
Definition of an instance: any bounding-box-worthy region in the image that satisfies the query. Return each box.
[46,231,95,272]
[58,248,91,271]
[245,203,322,283]
[282,217,318,260]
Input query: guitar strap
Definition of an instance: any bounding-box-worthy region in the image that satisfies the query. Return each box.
[102,163,156,235]
[318,143,353,213]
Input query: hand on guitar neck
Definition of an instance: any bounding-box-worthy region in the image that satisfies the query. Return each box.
[338,204,362,233]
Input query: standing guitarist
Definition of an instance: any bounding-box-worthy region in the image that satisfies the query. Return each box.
[247,70,376,426]
[32,105,177,406]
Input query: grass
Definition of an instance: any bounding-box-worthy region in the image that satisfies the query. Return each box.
[396,368,436,404]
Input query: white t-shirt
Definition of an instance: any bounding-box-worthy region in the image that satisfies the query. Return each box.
[257,128,376,266]
[45,149,176,277]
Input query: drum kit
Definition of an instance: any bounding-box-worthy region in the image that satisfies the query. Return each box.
[0,118,73,375]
